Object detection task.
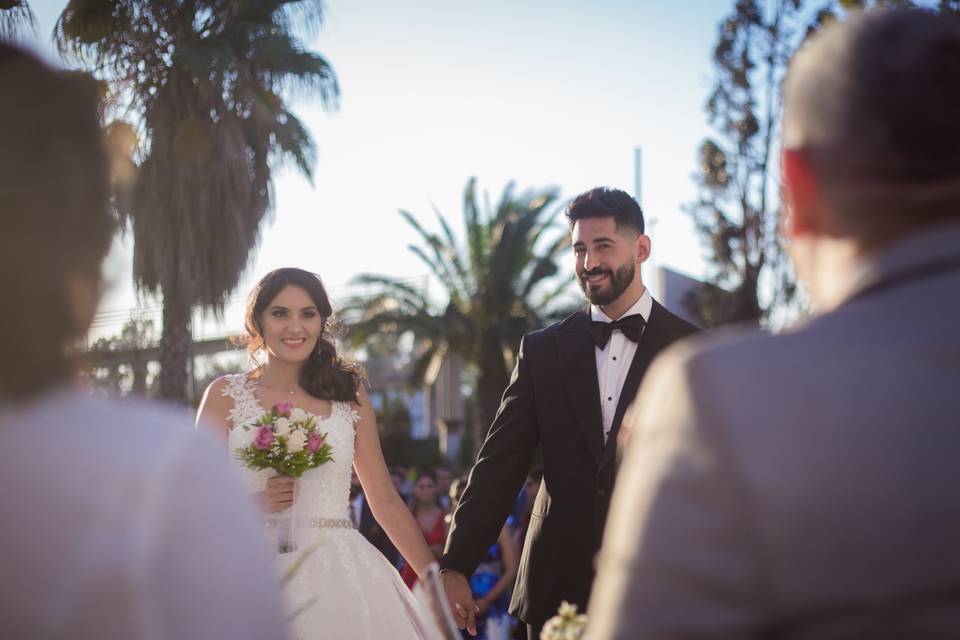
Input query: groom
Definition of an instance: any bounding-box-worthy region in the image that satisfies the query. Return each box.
[441,187,699,638]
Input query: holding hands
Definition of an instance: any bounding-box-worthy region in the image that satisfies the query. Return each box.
[441,569,479,636]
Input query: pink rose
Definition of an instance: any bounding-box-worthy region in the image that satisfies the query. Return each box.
[274,402,294,418]
[254,425,275,450]
[306,432,325,454]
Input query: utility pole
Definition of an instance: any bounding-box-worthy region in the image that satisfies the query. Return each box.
[635,146,660,299]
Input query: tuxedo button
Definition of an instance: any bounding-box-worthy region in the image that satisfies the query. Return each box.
[597,489,606,498]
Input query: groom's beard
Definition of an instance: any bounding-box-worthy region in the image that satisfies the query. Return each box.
[578,261,635,306]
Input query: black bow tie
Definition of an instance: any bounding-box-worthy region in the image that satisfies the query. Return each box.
[589,314,646,349]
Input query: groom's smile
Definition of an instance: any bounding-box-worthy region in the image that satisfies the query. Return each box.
[583,269,612,289]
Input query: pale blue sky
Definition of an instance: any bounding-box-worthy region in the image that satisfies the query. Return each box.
[26,0,732,335]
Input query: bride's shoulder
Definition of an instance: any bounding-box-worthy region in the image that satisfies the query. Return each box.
[341,384,370,425]
[207,372,257,398]
[197,373,255,427]
[197,373,256,431]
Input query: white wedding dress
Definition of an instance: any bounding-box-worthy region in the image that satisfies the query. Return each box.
[222,374,433,639]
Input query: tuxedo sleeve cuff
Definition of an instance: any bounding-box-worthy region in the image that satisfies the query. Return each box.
[438,554,474,577]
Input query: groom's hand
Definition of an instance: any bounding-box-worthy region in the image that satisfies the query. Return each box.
[441,569,478,636]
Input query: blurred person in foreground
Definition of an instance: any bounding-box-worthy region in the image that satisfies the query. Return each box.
[588,8,960,639]
[0,43,286,639]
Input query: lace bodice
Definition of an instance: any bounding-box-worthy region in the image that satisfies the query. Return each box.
[222,373,359,522]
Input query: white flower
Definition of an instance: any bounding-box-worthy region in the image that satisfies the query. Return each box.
[541,620,559,640]
[274,417,292,437]
[286,430,307,453]
[540,602,586,640]
[235,425,256,447]
[290,407,309,422]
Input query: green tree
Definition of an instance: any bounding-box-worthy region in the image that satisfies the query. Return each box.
[688,0,954,327]
[55,0,338,402]
[340,177,573,451]
[688,0,808,326]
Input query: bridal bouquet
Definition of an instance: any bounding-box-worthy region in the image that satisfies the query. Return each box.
[541,601,587,640]
[235,401,333,477]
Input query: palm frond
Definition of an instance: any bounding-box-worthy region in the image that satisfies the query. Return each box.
[270,109,316,179]
[432,204,472,295]
[344,310,444,349]
[399,209,467,302]
[0,1,37,41]
[463,177,489,277]
[349,274,430,305]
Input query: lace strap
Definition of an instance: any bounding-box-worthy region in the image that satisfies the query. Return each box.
[333,400,361,426]
[221,373,261,429]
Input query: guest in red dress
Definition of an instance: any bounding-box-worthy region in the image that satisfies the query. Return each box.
[402,469,447,588]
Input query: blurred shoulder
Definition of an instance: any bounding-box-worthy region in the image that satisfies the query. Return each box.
[5,389,215,467]
[652,324,785,381]
[646,316,841,405]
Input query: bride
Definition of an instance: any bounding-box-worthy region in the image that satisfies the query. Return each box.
[197,267,439,639]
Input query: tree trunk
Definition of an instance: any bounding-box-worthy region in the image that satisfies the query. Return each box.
[473,348,512,457]
[131,352,148,396]
[158,292,192,403]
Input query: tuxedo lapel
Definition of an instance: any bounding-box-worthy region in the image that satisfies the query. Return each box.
[555,311,604,466]
[600,301,673,470]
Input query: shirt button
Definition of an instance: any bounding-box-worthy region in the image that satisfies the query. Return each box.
[612,356,617,361]
[607,397,613,401]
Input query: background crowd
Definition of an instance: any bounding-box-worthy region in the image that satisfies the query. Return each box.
[350,463,541,639]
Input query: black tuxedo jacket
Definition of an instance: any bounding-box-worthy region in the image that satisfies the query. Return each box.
[441,301,699,626]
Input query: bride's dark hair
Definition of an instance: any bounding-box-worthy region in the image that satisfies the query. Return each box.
[242,268,363,402]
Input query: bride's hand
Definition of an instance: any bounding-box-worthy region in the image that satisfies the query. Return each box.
[260,475,296,514]
[441,570,478,636]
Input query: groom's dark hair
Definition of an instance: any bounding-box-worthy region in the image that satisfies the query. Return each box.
[565,187,645,235]
[0,44,114,401]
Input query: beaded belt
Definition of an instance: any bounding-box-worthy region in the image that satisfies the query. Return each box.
[308,518,354,529]
[265,517,354,529]
[270,517,354,554]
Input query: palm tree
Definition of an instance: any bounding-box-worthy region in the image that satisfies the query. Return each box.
[341,177,574,451]
[0,1,35,41]
[55,0,338,401]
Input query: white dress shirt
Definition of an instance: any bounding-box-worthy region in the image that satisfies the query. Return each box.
[0,389,288,640]
[591,289,653,442]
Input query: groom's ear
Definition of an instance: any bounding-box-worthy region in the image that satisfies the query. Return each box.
[635,232,651,264]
